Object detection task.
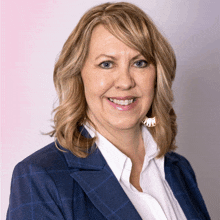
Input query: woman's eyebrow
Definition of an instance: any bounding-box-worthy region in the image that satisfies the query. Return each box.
[95,54,117,61]
[131,54,143,61]
[95,53,143,61]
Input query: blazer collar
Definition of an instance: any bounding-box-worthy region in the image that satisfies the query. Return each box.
[63,145,105,171]
[58,126,105,171]
[59,126,142,220]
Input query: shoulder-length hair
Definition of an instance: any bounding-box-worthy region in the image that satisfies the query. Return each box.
[51,2,177,158]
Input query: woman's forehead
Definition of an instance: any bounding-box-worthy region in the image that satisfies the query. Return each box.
[87,25,142,58]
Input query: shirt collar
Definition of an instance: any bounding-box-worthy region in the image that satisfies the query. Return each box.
[141,125,159,160]
[84,123,159,181]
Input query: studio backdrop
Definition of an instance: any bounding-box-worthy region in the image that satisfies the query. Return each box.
[1,0,219,219]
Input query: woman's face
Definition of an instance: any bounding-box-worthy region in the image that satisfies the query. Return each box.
[81,25,156,132]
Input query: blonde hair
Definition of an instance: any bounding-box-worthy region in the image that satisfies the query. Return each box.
[50,2,177,158]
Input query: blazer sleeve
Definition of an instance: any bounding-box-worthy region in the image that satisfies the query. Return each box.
[7,161,66,220]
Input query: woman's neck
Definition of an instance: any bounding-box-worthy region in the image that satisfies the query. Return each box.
[92,121,145,161]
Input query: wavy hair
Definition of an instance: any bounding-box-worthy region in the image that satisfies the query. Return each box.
[50,2,177,158]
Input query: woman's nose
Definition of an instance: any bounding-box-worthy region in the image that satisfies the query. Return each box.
[114,67,135,90]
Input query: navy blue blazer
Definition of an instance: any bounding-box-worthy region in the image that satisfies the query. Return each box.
[7,128,210,220]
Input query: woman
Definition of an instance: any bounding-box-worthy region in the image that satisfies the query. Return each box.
[7,2,210,220]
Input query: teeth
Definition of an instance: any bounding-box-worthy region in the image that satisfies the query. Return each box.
[109,98,135,105]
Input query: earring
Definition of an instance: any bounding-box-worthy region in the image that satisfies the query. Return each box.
[142,117,156,127]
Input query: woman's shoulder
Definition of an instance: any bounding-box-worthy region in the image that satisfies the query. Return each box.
[165,151,197,182]
[165,151,193,166]
[12,142,68,178]
[8,142,75,219]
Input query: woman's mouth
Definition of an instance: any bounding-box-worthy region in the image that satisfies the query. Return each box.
[107,97,138,111]
[108,98,136,106]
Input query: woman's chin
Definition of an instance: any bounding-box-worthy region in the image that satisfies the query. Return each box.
[107,119,140,131]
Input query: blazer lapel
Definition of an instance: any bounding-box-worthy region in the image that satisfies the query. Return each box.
[61,127,141,220]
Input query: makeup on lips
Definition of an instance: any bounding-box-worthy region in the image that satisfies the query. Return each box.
[107,96,138,111]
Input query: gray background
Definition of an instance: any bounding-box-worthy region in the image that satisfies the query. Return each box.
[1,0,219,219]
[146,0,220,218]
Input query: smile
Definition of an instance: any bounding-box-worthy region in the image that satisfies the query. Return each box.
[108,98,136,106]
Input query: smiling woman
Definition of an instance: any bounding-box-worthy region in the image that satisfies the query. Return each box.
[7,2,210,220]
[81,24,156,136]
[52,2,176,159]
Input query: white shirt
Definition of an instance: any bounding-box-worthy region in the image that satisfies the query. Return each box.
[84,123,187,220]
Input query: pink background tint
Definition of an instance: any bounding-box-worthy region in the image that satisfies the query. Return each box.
[1,0,220,219]
[1,0,59,218]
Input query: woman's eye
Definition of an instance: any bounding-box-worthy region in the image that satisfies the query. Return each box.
[134,60,148,68]
[99,61,113,69]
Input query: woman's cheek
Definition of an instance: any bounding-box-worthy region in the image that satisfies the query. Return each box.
[96,76,113,94]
